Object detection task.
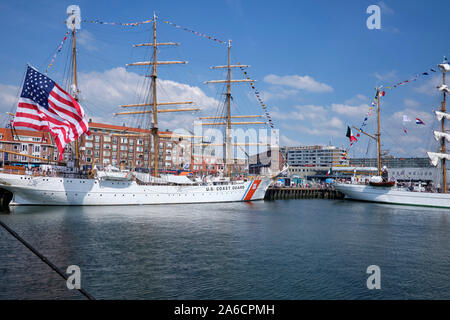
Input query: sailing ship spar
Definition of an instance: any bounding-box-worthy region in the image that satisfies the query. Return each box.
[0,10,273,205]
[335,58,450,208]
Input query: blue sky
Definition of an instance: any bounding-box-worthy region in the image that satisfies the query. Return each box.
[0,0,449,157]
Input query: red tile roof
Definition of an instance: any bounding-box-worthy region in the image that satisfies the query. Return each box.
[0,128,52,143]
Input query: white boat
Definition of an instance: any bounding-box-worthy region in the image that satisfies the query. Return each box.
[0,9,274,206]
[336,59,450,208]
[0,173,271,206]
[335,183,450,208]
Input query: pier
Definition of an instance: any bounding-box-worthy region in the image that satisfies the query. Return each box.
[264,187,344,200]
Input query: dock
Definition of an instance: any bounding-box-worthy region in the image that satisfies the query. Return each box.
[264,187,344,200]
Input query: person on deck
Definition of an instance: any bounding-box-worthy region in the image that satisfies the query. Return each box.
[381,166,388,182]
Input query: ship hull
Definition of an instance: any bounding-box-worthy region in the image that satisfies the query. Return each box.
[335,183,450,208]
[0,173,271,206]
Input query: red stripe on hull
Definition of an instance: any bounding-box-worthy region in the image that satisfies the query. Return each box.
[244,179,261,201]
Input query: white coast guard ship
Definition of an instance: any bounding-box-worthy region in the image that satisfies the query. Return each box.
[0,9,274,205]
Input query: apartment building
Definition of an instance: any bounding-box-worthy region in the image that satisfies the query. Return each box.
[0,128,56,165]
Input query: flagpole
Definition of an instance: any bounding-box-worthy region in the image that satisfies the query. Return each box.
[376,88,382,176]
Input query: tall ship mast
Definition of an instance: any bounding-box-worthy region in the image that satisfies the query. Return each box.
[70,11,81,171]
[200,40,266,178]
[428,58,450,193]
[114,13,199,177]
[0,8,274,206]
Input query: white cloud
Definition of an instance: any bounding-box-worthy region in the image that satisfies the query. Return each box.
[414,75,441,96]
[264,74,333,93]
[403,98,420,108]
[260,88,299,101]
[329,117,344,129]
[280,134,301,146]
[278,104,344,138]
[77,30,98,52]
[77,67,220,130]
[270,104,326,121]
[344,94,368,105]
[0,83,19,123]
[378,1,394,15]
[331,103,370,117]
[373,70,397,81]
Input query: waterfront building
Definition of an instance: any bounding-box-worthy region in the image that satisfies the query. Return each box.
[0,122,252,175]
[77,121,198,171]
[0,128,56,166]
[278,145,347,178]
[349,157,431,168]
[248,149,283,176]
[282,145,348,167]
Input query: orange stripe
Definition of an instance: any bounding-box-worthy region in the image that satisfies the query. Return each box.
[244,179,261,201]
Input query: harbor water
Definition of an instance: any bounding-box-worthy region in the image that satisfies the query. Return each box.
[0,199,449,299]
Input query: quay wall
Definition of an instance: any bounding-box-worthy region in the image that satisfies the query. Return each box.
[264,187,344,200]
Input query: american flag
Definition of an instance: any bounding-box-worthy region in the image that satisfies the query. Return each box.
[13,66,91,160]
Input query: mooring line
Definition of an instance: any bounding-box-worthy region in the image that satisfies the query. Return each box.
[0,219,95,300]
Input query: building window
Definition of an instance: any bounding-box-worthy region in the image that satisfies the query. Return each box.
[112,145,117,151]
[103,136,111,142]
[85,135,93,140]
[86,157,91,163]
[94,143,100,150]
[85,142,93,148]
[112,137,118,144]
[103,151,110,157]
[136,146,143,152]
[120,137,128,144]
[137,139,143,145]
[129,139,134,146]
[95,136,100,142]
[86,149,92,155]
[104,144,111,150]
[120,145,127,151]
